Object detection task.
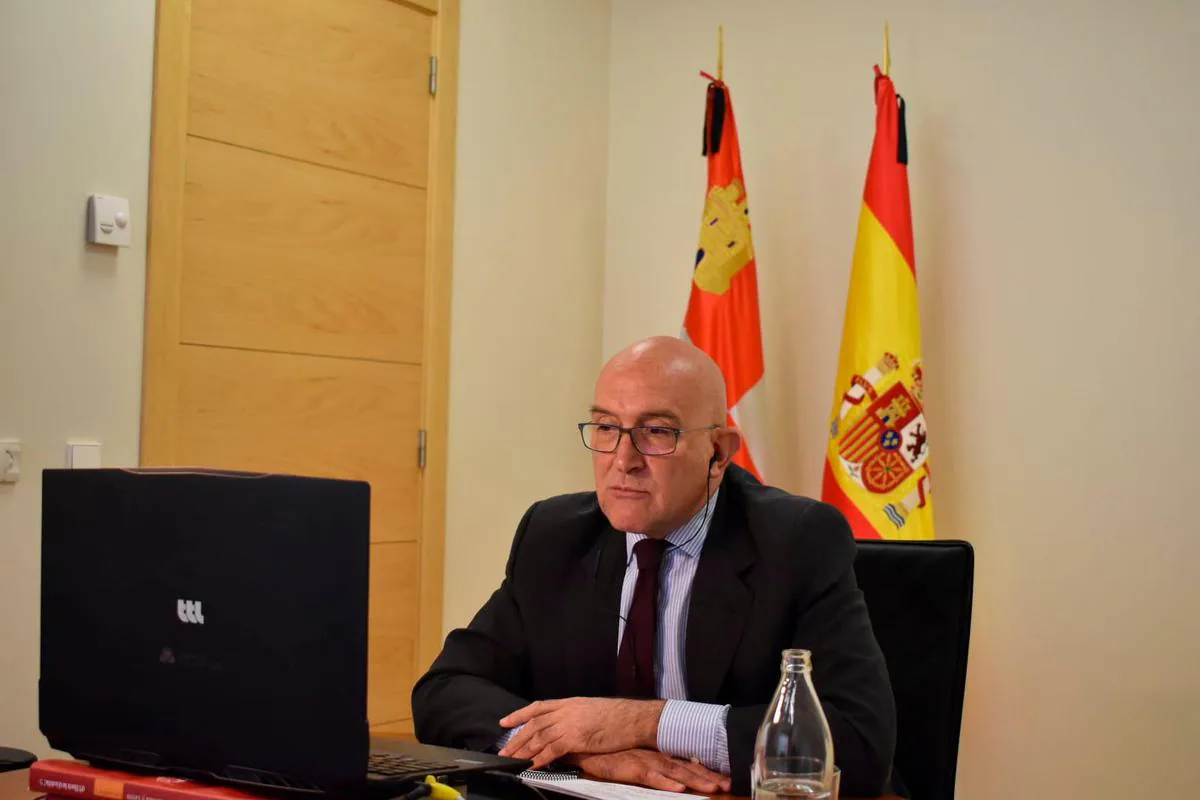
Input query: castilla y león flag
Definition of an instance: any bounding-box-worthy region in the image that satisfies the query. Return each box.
[683,73,767,481]
[822,66,935,540]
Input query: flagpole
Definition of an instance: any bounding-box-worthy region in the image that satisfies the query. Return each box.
[717,25,724,80]
[882,20,891,75]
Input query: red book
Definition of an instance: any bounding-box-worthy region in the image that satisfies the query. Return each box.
[29,760,268,800]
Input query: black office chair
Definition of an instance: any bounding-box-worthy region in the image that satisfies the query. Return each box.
[853,539,974,800]
[0,746,37,772]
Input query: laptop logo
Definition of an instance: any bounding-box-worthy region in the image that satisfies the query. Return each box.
[177,599,205,624]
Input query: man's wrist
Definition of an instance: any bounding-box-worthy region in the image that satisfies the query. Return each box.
[636,699,667,748]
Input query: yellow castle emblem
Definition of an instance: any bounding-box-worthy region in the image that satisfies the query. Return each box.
[694,180,754,295]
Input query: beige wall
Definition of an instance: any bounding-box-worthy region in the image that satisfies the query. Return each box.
[605,0,1199,797]
[0,1,156,751]
[437,0,611,630]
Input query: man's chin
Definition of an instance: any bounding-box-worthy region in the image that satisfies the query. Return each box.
[600,494,654,533]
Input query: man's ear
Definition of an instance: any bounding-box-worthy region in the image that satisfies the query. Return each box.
[710,428,743,476]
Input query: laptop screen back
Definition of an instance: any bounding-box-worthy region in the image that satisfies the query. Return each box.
[39,468,370,790]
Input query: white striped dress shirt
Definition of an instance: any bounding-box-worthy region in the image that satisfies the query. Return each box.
[497,492,730,773]
[619,490,730,774]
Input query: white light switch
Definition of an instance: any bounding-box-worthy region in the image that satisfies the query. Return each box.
[66,441,102,469]
[0,440,20,484]
[87,194,132,247]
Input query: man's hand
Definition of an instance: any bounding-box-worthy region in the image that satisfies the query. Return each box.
[569,749,731,794]
[498,698,665,767]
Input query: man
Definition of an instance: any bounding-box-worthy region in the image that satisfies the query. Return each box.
[412,337,896,796]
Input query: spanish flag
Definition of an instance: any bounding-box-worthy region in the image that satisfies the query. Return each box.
[684,73,767,481]
[821,66,934,540]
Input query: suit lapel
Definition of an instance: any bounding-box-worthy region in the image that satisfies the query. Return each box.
[686,486,756,702]
[575,520,626,696]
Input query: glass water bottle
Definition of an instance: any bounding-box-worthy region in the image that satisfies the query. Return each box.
[752,649,836,800]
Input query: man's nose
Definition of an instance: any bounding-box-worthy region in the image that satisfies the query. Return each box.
[613,431,646,471]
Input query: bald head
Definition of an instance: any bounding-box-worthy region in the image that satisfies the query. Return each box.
[587,336,741,538]
[599,336,728,426]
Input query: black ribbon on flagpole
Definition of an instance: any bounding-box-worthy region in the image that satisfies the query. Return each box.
[703,81,726,157]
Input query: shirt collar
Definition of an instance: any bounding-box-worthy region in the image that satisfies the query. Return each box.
[624,489,719,564]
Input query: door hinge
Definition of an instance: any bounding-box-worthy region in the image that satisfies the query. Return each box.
[429,55,438,96]
[417,429,427,470]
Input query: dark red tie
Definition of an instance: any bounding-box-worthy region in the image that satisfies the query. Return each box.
[616,538,669,698]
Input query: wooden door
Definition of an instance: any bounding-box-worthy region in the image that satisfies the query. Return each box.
[140,0,458,734]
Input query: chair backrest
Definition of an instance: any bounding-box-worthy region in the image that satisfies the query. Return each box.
[853,540,974,800]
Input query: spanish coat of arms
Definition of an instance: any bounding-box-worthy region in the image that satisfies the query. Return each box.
[830,353,932,529]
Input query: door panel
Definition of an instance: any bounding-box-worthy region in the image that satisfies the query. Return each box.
[179,137,426,363]
[369,541,421,726]
[189,0,433,186]
[174,345,421,544]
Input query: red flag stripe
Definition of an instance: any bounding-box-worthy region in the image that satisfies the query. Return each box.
[684,267,764,407]
[861,68,915,275]
[822,460,881,539]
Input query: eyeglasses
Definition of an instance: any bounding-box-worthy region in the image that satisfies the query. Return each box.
[578,422,719,456]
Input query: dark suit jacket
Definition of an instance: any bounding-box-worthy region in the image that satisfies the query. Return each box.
[412,466,897,797]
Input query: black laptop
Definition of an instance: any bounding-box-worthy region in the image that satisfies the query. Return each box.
[39,467,529,795]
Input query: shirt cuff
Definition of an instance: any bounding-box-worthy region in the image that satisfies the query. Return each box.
[656,700,731,775]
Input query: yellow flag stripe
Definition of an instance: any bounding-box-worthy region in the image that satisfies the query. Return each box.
[829,202,922,411]
[825,201,934,541]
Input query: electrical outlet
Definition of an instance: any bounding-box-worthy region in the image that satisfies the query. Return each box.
[0,440,21,484]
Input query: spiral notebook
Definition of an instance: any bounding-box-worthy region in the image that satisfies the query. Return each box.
[518,769,706,800]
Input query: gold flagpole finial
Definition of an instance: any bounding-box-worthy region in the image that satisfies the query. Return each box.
[883,20,891,76]
[718,24,724,81]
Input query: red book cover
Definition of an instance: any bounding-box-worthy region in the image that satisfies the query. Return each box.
[29,760,268,800]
